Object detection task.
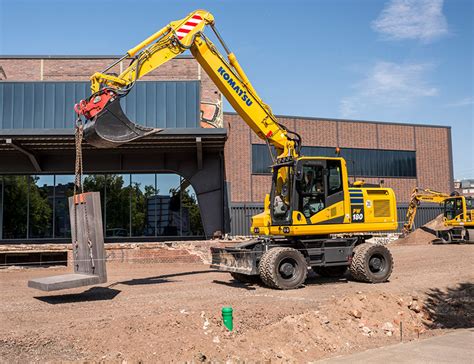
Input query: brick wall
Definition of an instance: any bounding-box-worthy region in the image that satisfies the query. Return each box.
[0,56,221,105]
[224,113,452,203]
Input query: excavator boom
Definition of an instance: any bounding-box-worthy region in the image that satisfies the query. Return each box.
[75,10,299,159]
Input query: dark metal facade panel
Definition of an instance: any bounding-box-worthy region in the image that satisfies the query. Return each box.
[0,81,200,130]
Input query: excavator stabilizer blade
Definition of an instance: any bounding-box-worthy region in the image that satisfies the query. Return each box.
[84,98,162,148]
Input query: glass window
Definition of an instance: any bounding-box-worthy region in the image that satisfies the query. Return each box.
[252,144,417,178]
[131,174,157,237]
[29,175,54,238]
[296,165,325,218]
[54,175,75,238]
[466,198,473,210]
[2,176,28,239]
[181,182,204,236]
[105,174,131,237]
[156,174,181,236]
[327,160,343,195]
[271,166,293,222]
[252,144,274,174]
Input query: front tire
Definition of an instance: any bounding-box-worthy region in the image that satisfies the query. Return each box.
[259,247,307,290]
[350,243,393,283]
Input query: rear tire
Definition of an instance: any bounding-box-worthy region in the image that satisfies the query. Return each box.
[312,266,348,278]
[230,272,261,284]
[259,247,307,290]
[350,243,393,283]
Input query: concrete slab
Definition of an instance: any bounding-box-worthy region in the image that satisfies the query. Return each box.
[27,273,105,291]
[317,329,474,363]
[28,192,107,291]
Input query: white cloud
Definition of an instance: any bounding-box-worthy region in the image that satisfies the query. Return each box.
[372,0,448,42]
[444,97,474,108]
[340,61,438,118]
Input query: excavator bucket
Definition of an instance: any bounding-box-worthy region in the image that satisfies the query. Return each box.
[84,98,162,148]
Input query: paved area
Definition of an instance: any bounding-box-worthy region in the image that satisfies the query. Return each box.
[318,328,474,363]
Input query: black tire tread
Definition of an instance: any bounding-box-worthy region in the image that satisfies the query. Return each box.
[349,243,393,283]
[258,247,307,290]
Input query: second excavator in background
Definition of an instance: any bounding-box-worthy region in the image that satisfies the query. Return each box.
[74,9,400,289]
[403,188,474,243]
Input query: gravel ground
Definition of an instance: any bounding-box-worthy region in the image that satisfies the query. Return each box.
[0,244,473,363]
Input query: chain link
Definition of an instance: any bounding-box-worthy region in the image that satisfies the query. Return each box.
[74,116,95,272]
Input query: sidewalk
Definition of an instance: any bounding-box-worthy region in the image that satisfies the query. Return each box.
[317,328,474,364]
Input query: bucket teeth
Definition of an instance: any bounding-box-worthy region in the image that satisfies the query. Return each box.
[84,98,161,148]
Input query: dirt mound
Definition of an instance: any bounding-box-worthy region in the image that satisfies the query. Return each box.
[393,214,446,245]
[424,214,449,231]
[393,228,437,245]
[224,291,434,361]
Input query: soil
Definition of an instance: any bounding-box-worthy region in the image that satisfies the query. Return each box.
[0,244,473,363]
[392,214,447,246]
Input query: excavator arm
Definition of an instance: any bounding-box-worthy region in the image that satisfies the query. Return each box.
[402,188,450,235]
[75,9,300,160]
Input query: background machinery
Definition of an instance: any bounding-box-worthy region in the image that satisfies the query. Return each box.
[403,188,474,243]
[75,9,399,290]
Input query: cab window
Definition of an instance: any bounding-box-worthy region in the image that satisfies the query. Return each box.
[297,165,325,218]
[327,160,343,195]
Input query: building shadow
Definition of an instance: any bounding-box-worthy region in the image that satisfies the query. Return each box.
[35,286,121,304]
[423,282,474,329]
[110,269,222,287]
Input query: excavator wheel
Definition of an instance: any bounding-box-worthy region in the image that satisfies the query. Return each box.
[312,265,348,278]
[349,243,393,283]
[258,247,307,290]
[230,272,261,284]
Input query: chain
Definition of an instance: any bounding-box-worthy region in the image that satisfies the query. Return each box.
[74,117,95,271]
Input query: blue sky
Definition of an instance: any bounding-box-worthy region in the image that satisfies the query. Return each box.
[0,0,472,179]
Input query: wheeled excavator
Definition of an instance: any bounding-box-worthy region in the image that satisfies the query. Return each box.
[74,9,399,290]
[403,188,474,243]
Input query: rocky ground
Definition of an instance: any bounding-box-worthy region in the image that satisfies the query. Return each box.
[0,244,473,363]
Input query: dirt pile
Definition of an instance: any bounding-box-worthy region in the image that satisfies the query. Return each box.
[393,228,437,245]
[220,291,436,362]
[424,214,449,231]
[393,214,446,245]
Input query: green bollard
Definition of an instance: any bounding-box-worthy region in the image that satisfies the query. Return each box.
[222,306,233,331]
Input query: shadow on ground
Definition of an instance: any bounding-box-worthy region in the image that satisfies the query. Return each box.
[110,269,222,287]
[35,287,121,304]
[212,279,258,291]
[424,282,474,329]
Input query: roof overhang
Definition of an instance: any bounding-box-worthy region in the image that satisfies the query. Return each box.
[0,128,227,174]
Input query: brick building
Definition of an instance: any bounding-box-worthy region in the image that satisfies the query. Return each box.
[0,55,453,240]
[225,113,453,204]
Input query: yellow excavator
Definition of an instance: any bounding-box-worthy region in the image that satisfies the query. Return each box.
[75,9,399,289]
[403,188,474,243]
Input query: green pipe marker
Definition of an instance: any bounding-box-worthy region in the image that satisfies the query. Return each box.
[222,306,233,331]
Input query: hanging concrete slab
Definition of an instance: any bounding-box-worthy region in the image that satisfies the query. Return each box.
[28,192,107,291]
